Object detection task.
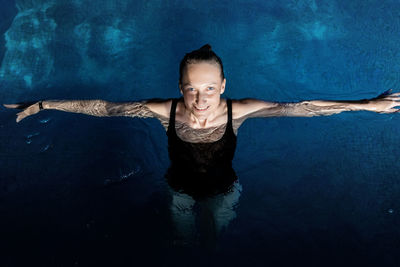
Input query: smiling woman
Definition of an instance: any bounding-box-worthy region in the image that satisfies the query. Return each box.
[4,44,400,247]
[179,62,226,128]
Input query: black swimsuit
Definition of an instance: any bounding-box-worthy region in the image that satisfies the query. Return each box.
[166,98,238,198]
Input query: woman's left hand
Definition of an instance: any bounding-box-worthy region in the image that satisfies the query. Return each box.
[367,89,400,113]
[3,101,41,122]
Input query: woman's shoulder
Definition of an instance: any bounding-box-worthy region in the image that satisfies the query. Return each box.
[144,98,174,118]
[231,98,277,119]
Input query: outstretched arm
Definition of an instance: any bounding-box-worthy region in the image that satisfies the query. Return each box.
[233,90,400,122]
[3,99,171,123]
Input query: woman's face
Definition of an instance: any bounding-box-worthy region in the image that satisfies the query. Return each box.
[179,61,226,119]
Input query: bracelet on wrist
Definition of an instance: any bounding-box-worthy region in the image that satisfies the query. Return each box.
[39,101,43,110]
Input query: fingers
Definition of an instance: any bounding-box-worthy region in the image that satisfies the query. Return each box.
[16,101,37,109]
[389,92,400,96]
[385,92,400,99]
[3,104,19,109]
[386,107,400,113]
[16,110,28,123]
[3,101,37,109]
[5,103,39,123]
[16,112,25,123]
[3,104,23,122]
[379,92,400,101]
[378,89,393,97]
[383,97,400,101]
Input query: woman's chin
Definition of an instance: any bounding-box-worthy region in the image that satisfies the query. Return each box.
[191,109,211,118]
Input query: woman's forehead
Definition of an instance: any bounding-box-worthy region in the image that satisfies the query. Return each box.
[186,61,220,71]
[182,62,222,84]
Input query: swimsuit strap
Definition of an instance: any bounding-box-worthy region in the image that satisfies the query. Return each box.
[227,98,232,127]
[168,98,180,134]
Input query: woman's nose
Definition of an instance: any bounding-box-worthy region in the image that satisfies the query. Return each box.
[196,93,207,103]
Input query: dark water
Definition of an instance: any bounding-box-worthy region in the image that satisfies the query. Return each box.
[2,0,400,266]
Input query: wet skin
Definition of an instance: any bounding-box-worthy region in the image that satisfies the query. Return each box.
[3,62,400,143]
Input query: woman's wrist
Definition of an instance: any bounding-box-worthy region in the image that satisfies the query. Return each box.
[40,100,53,110]
[38,101,44,110]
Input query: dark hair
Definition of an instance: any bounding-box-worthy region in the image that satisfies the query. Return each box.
[179,44,225,85]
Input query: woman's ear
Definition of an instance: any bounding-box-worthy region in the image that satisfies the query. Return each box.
[220,78,226,94]
[179,84,183,95]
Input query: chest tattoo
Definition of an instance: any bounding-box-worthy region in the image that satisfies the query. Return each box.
[159,118,241,143]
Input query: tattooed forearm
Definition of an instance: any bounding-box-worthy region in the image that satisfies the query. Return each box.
[42,100,157,118]
[248,99,370,118]
[105,101,156,118]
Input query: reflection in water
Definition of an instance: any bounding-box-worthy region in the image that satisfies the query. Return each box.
[166,167,242,249]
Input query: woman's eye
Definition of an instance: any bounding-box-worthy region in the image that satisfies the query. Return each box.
[208,87,214,90]
[187,88,194,91]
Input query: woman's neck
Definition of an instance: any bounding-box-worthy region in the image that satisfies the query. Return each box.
[182,102,224,129]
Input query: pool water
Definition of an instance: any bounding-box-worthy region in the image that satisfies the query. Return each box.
[1,0,400,266]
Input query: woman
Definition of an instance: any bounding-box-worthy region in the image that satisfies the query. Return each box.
[4,44,400,246]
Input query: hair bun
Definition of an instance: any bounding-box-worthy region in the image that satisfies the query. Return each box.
[199,44,212,51]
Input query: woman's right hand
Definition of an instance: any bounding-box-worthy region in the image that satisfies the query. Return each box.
[3,101,42,123]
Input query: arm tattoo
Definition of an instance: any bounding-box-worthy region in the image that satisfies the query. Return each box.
[246,100,368,118]
[284,102,347,117]
[44,100,157,118]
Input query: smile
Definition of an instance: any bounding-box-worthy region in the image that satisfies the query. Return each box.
[194,106,209,111]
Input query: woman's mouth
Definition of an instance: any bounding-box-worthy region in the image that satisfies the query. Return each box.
[194,106,209,112]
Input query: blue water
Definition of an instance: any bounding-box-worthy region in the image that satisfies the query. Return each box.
[1,0,400,266]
